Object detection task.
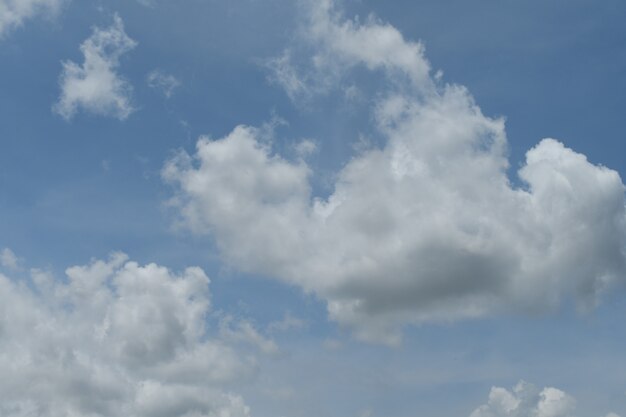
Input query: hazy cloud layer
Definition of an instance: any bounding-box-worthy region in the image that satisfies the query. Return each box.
[54,15,136,120]
[0,0,65,37]
[163,0,626,344]
[0,253,252,417]
[469,381,620,417]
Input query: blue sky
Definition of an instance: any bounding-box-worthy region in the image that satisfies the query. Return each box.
[1,1,625,416]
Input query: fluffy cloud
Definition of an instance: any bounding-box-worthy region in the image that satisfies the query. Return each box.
[54,15,136,120]
[469,381,620,417]
[163,0,626,344]
[0,253,252,416]
[0,0,65,37]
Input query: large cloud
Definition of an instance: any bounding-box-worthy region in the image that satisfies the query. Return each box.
[0,0,65,37]
[163,0,626,344]
[469,381,619,417]
[0,253,252,416]
[54,14,136,120]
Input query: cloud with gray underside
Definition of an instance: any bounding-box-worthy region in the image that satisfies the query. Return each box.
[0,253,253,417]
[163,0,626,345]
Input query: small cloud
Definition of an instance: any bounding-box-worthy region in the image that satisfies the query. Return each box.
[293,139,318,158]
[53,14,137,121]
[0,0,66,38]
[343,84,361,102]
[0,248,20,270]
[265,50,310,102]
[146,69,181,98]
[469,381,576,417]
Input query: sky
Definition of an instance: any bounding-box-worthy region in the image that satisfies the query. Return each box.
[1,0,626,416]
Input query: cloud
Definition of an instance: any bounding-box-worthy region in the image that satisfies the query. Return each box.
[267,0,433,101]
[0,253,252,416]
[219,315,279,355]
[305,0,431,88]
[163,0,626,344]
[266,49,312,101]
[0,247,20,270]
[54,14,137,120]
[147,69,181,98]
[469,381,620,417]
[0,0,65,37]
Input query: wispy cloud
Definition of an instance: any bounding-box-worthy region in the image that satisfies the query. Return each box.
[0,0,66,38]
[54,14,137,120]
[146,69,181,99]
[219,314,279,355]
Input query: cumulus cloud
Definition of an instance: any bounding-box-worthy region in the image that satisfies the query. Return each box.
[147,69,181,98]
[164,0,626,344]
[469,381,621,417]
[54,14,137,120]
[0,253,252,416]
[0,0,65,37]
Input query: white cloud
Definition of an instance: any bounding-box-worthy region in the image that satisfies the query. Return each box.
[0,253,252,417]
[266,49,313,101]
[469,382,574,417]
[468,381,623,417]
[147,69,181,98]
[54,14,137,120]
[0,247,19,270]
[306,0,431,88]
[293,139,318,158]
[0,0,65,37]
[267,0,433,101]
[163,0,626,344]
